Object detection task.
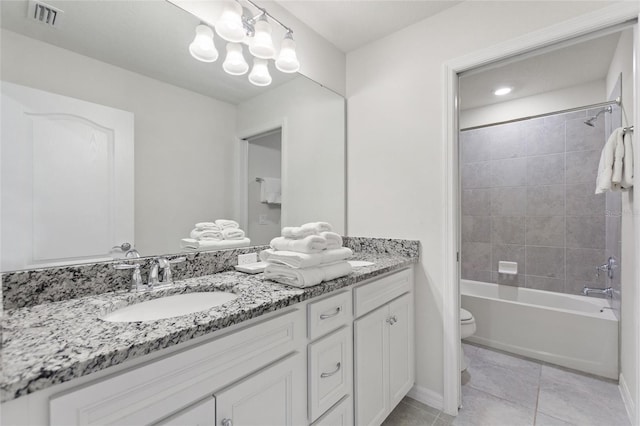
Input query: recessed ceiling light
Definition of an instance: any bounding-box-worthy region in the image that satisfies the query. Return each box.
[494,87,512,96]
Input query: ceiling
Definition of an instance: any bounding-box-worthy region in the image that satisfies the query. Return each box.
[459,32,621,110]
[274,0,462,52]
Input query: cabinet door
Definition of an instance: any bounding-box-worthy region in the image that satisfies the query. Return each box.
[354,305,389,426]
[388,293,414,408]
[155,397,215,426]
[215,353,306,426]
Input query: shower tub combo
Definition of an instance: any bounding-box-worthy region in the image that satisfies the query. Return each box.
[461,279,618,379]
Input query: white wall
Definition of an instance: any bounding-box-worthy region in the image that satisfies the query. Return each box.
[1,29,237,256]
[247,132,282,246]
[606,28,637,418]
[237,77,345,234]
[460,80,604,128]
[346,0,621,403]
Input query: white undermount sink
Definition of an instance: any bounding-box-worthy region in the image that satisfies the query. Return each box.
[102,292,238,322]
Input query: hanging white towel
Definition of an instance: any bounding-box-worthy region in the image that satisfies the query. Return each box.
[596,128,623,194]
[264,261,353,288]
[259,177,281,204]
[621,130,634,189]
[260,247,353,269]
[270,235,328,254]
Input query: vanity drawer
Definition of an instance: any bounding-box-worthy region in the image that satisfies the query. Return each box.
[311,395,353,426]
[308,290,351,340]
[353,268,412,318]
[308,326,352,422]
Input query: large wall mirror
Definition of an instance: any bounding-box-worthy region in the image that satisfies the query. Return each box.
[0,0,346,272]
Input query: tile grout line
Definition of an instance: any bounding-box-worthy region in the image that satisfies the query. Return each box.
[532,363,543,425]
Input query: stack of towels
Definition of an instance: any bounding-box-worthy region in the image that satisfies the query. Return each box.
[181,220,251,251]
[596,127,634,193]
[261,222,353,288]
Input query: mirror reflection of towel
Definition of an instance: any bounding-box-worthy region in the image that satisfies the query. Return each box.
[260,177,281,204]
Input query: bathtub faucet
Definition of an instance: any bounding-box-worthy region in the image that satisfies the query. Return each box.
[582,286,613,298]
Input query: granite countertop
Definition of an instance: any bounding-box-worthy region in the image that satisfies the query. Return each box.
[1,251,417,403]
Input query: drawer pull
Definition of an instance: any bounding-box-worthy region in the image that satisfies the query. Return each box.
[320,307,342,320]
[321,362,341,378]
[221,419,232,426]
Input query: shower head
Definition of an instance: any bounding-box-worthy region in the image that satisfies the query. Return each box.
[583,105,612,127]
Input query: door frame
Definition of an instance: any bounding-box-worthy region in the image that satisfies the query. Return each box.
[441,3,640,417]
[235,118,288,232]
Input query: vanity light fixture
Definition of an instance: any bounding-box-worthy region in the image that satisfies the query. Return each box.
[187,0,299,86]
[189,25,218,63]
[494,87,512,96]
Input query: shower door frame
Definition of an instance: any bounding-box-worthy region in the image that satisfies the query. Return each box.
[441,4,640,419]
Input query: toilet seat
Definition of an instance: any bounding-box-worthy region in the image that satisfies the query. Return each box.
[460,308,474,323]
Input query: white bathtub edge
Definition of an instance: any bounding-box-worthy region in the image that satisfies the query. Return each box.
[619,373,636,425]
[464,335,618,380]
[407,384,444,411]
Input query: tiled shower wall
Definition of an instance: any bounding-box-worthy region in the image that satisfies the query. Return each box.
[460,107,621,295]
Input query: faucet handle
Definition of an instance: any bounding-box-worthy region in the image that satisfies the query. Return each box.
[114,263,145,291]
[159,257,186,284]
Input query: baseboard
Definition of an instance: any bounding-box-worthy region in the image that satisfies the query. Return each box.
[407,385,444,411]
[619,373,636,425]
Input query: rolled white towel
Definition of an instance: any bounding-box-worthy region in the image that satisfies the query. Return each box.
[223,228,245,240]
[260,247,353,269]
[264,261,352,288]
[320,231,342,249]
[270,235,327,254]
[181,238,251,250]
[282,226,316,239]
[215,219,239,229]
[190,229,223,240]
[195,222,220,231]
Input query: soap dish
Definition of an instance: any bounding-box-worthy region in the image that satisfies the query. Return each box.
[235,261,268,274]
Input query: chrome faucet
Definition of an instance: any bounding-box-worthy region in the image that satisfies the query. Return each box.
[582,286,613,298]
[148,258,161,287]
[158,257,186,284]
[595,257,616,280]
[113,262,145,291]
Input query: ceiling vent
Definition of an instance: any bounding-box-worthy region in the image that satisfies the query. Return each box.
[27,0,63,28]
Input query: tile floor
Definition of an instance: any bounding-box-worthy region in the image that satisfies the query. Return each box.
[382,343,630,426]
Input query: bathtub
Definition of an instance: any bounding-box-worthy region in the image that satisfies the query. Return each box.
[461,279,619,379]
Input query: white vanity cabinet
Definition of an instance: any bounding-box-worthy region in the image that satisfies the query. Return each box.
[353,269,414,426]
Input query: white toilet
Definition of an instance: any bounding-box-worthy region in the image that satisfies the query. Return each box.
[460,308,476,371]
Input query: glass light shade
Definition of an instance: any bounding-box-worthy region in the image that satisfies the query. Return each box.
[215,1,245,42]
[249,17,276,59]
[223,43,249,75]
[248,58,272,86]
[189,25,218,63]
[275,35,300,73]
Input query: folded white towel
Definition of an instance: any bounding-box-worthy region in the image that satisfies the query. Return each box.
[260,247,353,269]
[195,222,221,231]
[215,219,239,229]
[260,177,281,204]
[596,128,623,194]
[302,222,333,233]
[320,231,342,249]
[190,229,223,240]
[282,226,317,239]
[264,261,352,288]
[270,235,327,254]
[180,238,251,251]
[223,228,245,240]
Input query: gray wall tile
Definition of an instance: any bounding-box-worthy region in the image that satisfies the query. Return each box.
[492,216,525,244]
[566,116,605,152]
[461,242,491,271]
[565,150,601,184]
[526,216,565,247]
[527,185,564,216]
[525,246,565,279]
[526,153,564,186]
[461,268,493,283]
[492,187,526,216]
[543,110,586,124]
[566,216,605,249]
[491,158,527,187]
[525,275,564,292]
[493,244,525,285]
[566,183,605,216]
[462,189,491,216]
[524,122,564,156]
[491,123,526,159]
[462,161,492,189]
[460,129,491,164]
[462,215,491,243]
[566,248,606,283]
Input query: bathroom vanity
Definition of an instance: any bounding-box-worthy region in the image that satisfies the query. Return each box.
[0,238,418,426]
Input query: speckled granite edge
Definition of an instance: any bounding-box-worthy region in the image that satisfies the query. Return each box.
[1,251,418,402]
[2,237,419,310]
[1,246,268,310]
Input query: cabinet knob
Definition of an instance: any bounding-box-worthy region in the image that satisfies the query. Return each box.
[221,418,233,426]
[386,316,397,325]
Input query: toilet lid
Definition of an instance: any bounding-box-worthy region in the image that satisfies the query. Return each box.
[460,308,473,322]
